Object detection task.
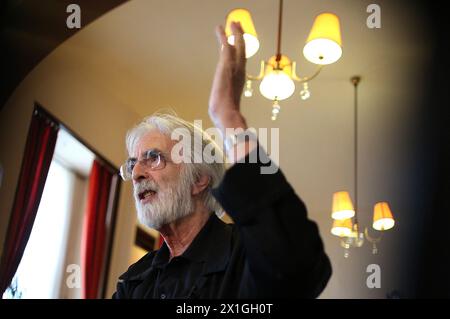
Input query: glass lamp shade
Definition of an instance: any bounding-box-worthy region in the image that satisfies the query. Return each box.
[331,218,353,237]
[373,202,395,231]
[331,191,355,220]
[226,8,260,58]
[303,13,342,65]
[259,55,295,101]
[259,71,295,101]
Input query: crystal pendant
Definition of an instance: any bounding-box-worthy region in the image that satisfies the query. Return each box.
[340,224,365,258]
[244,79,253,97]
[372,243,378,254]
[300,82,311,100]
[271,99,281,121]
[343,242,350,258]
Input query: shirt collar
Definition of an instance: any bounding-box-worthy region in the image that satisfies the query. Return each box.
[120,214,232,281]
[181,214,231,274]
[151,241,170,268]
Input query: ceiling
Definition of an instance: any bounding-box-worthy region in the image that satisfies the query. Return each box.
[0,0,127,109]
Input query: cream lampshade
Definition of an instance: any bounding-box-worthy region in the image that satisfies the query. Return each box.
[331,218,353,237]
[225,8,260,58]
[373,202,395,231]
[259,55,295,100]
[331,191,355,220]
[303,13,342,65]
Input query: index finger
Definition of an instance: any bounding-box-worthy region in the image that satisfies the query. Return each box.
[231,21,246,61]
[215,25,228,48]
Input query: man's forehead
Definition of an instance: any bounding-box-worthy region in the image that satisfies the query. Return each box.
[133,130,174,156]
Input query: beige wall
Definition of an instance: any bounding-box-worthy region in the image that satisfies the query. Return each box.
[0,39,147,298]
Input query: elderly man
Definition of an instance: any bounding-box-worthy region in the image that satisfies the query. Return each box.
[112,22,331,299]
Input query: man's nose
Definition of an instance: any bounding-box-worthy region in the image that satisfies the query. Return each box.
[132,160,150,182]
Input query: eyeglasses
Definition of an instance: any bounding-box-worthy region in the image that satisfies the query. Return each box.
[119,149,169,181]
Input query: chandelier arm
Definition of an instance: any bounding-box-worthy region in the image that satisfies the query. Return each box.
[364,226,383,243]
[291,63,324,82]
[246,60,266,81]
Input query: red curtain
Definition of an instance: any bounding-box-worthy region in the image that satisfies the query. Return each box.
[81,159,113,299]
[0,110,59,296]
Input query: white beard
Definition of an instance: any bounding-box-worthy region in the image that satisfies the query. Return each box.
[133,169,194,230]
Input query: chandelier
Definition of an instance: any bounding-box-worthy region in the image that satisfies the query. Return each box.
[225,0,343,120]
[330,76,396,258]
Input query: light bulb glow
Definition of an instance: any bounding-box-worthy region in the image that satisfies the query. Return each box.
[373,218,395,231]
[227,34,260,58]
[259,71,295,101]
[303,38,342,65]
[331,226,352,237]
[331,218,353,237]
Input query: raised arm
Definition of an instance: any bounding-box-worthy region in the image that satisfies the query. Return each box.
[209,22,332,298]
[208,22,257,163]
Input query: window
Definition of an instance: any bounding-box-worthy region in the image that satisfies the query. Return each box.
[3,106,120,299]
[4,129,94,299]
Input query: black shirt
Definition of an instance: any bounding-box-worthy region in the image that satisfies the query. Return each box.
[113,147,332,299]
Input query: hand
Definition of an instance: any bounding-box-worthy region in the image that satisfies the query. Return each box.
[208,22,248,136]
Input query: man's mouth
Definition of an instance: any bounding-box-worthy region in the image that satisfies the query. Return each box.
[138,189,157,202]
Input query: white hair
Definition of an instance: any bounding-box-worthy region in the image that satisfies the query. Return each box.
[126,112,226,216]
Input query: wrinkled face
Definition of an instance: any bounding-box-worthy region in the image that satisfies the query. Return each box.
[131,130,193,230]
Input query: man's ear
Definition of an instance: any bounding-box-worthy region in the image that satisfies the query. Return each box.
[192,174,210,196]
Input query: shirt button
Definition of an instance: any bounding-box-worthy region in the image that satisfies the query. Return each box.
[160,293,166,299]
